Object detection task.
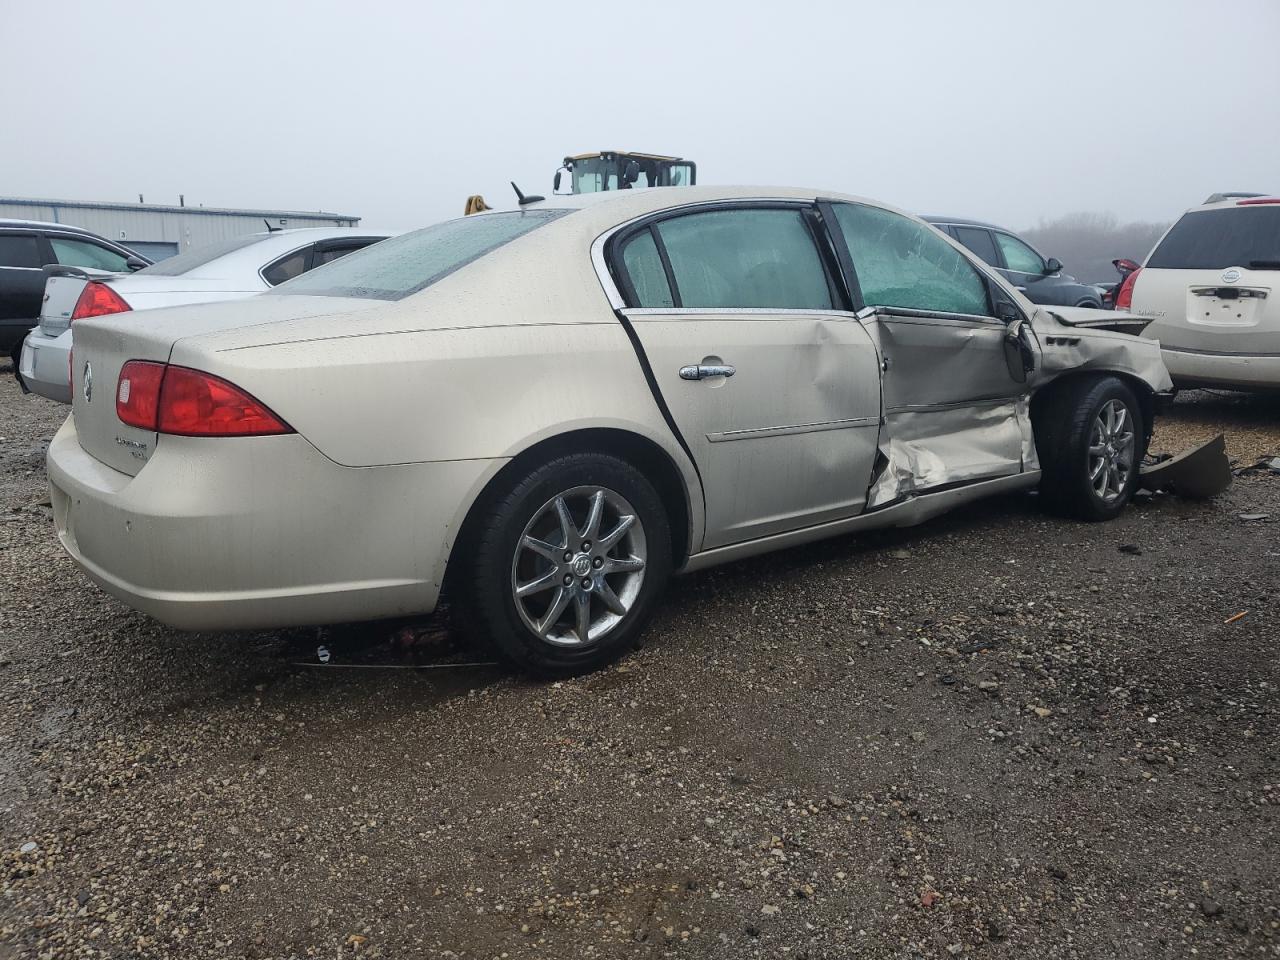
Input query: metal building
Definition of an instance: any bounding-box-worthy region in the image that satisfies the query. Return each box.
[0,196,361,261]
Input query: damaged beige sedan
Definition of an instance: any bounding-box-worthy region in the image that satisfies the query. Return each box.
[47,187,1172,674]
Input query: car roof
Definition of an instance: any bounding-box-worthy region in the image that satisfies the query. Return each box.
[122,227,397,283]
[495,185,914,222]
[0,217,103,234]
[1184,195,1280,213]
[922,215,1014,232]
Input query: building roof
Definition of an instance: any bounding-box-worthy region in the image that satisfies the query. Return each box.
[0,217,106,232]
[0,196,360,221]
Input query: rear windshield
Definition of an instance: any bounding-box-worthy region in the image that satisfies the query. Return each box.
[275,210,568,301]
[136,233,267,276]
[1147,206,1280,270]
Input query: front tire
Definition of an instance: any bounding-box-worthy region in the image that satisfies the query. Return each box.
[1035,376,1143,521]
[456,453,672,676]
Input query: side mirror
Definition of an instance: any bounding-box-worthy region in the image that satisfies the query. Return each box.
[1045,257,1063,275]
[553,166,571,194]
[996,299,1021,324]
[623,159,640,185]
[125,255,148,272]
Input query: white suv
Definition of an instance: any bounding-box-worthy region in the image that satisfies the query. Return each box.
[1123,194,1280,390]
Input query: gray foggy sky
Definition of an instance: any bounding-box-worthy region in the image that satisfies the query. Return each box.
[4,0,1278,231]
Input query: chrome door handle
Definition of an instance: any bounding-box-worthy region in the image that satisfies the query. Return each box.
[679,364,736,381]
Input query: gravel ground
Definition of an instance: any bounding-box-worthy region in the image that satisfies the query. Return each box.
[1,370,1277,960]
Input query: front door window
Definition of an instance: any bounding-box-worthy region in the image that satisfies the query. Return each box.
[832,204,989,316]
[994,232,1046,275]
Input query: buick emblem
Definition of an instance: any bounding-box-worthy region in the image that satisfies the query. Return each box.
[1221,268,1241,283]
[82,362,93,403]
[572,554,593,577]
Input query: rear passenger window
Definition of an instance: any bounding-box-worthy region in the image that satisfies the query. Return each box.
[649,208,832,310]
[262,247,311,286]
[953,226,1000,267]
[0,234,41,268]
[834,204,990,317]
[314,242,372,267]
[619,230,674,308]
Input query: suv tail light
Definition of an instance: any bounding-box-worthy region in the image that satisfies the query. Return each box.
[1115,267,1142,310]
[116,361,292,437]
[71,282,131,321]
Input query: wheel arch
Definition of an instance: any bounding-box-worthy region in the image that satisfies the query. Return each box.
[444,427,698,596]
[1031,369,1156,455]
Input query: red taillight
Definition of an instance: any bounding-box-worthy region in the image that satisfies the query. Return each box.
[1237,197,1280,205]
[114,362,291,437]
[71,282,131,321]
[1115,267,1142,310]
[116,361,166,429]
[158,366,291,436]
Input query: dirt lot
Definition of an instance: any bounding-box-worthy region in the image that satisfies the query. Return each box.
[1,371,1277,960]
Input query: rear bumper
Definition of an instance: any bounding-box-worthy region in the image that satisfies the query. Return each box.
[1162,347,1280,391]
[19,329,72,404]
[45,418,501,631]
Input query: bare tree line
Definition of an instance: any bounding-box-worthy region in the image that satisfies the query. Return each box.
[1022,213,1170,286]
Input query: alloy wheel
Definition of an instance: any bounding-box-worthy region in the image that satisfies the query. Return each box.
[1088,399,1136,503]
[511,485,648,647]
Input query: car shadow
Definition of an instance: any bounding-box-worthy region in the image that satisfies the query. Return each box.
[86,483,1196,729]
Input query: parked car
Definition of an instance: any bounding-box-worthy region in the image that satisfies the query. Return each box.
[18,227,392,403]
[925,217,1104,308]
[1122,194,1280,390]
[47,187,1171,676]
[1,219,148,369]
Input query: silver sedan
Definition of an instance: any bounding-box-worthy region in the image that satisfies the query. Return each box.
[19,227,391,403]
[47,186,1171,675]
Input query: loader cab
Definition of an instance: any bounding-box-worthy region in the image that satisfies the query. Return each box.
[553,152,696,195]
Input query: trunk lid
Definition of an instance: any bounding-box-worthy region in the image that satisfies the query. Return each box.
[70,295,369,476]
[38,269,120,337]
[40,270,265,336]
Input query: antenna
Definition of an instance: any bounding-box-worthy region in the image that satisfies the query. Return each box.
[263,218,282,233]
[511,182,545,206]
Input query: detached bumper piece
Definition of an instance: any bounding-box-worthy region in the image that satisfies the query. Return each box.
[1139,434,1232,499]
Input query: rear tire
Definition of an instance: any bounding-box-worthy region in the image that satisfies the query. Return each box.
[1034,376,1143,521]
[455,453,672,677]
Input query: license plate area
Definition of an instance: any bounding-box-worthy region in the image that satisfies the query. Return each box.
[1187,286,1267,327]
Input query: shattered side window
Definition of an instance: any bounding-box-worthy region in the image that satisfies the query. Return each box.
[835,204,990,317]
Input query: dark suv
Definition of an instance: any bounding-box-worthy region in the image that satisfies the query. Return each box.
[925,217,1103,309]
[0,219,149,367]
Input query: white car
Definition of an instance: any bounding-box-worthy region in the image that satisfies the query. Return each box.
[19,227,392,402]
[47,187,1171,676]
[1123,194,1280,390]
